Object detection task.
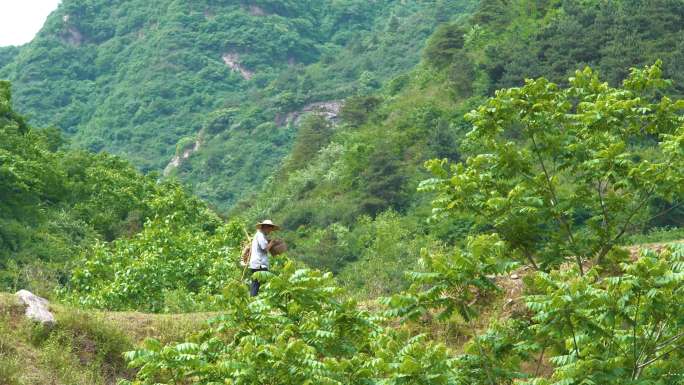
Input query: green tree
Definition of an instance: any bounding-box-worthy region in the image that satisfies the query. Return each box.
[386,12,399,32]
[64,186,236,312]
[422,62,684,273]
[384,234,517,322]
[339,95,383,128]
[387,61,684,384]
[361,148,408,215]
[1,80,229,293]
[424,23,466,69]
[281,113,333,175]
[510,244,684,383]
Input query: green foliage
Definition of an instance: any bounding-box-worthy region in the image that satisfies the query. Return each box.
[622,227,684,246]
[336,211,429,297]
[520,244,684,383]
[64,211,243,312]
[280,113,333,175]
[470,0,684,97]
[237,0,684,285]
[6,0,684,297]
[238,66,464,280]
[376,57,684,384]
[1,81,227,298]
[0,84,126,289]
[383,234,517,322]
[1,0,477,210]
[339,95,383,127]
[452,319,531,385]
[422,62,684,272]
[382,60,684,384]
[424,23,467,69]
[4,3,684,382]
[121,259,463,385]
[0,46,19,70]
[360,148,409,215]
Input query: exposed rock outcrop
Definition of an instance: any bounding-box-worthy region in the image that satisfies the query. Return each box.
[278,101,343,127]
[163,136,202,176]
[222,53,254,80]
[248,5,266,16]
[61,14,84,46]
[15,290,56,326]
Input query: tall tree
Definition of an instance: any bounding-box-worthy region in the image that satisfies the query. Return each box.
[422,62,684,272]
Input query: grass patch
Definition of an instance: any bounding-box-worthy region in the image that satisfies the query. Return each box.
[102,310,214,345]
[23,308,134,384]
[39,332,105,385]
[0,317,21,385]
[0,291,214,385]
[621,226,684,246]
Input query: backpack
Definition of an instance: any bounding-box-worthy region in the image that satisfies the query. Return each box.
[240,228,253,266]
[240,238,252,266]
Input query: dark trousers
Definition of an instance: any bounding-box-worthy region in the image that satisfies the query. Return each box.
[250,268,268,297]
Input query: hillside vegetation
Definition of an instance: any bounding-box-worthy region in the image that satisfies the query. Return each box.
[109,59,684,385]
[238,0,684,292]
[0,0,476,209]
[34,59,684,384]
[0,80,224,299]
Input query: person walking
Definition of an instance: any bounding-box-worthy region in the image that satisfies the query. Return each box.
[249,220,279,296]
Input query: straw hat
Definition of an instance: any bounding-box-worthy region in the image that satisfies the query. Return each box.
[256,219,280,230]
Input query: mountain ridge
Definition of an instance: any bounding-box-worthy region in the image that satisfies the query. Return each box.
[0,0,477,209]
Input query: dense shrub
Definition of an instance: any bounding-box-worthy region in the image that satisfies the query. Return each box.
[64,213,244,313]
[121,259,462,384]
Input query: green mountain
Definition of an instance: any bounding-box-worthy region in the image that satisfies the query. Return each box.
[237,0,684,293]
[3,0,684,295]
[3,1,684,384]
[0,46,19,68]
[0,0,476,209]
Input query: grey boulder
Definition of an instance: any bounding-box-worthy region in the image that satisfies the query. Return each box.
[15,290,56,326]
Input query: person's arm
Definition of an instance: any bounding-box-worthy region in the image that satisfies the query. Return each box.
[256,232,269,251]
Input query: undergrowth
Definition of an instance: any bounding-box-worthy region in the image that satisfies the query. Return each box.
[0,319,21,385]
[0,294,133,385]
[621,226,684,246]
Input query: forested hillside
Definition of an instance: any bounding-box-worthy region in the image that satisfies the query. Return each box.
[0,0,476,208]
[239,0,684,293]
[0,79,226,297]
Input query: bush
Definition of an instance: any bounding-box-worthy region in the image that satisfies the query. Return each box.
[338,95,383,127]
[63,214,244,312]
[338,211,428,297]
[422,62,684,272]
[120,259,462,385]
[280,114,333,176]
[424,23,466,69]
